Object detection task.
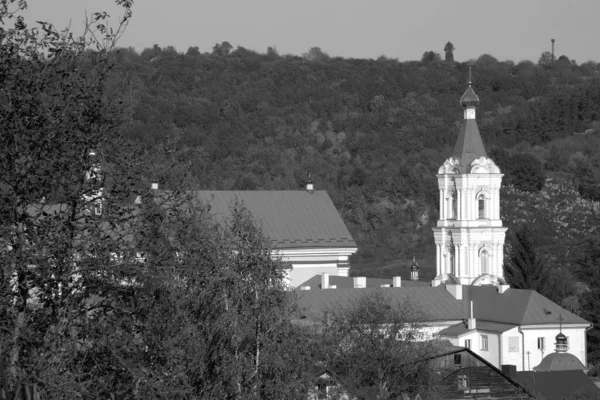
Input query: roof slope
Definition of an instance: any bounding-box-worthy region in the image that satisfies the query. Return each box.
[439,321,516,337]
[515,371,600,400]
[451,118,487,171]
[466,286,588,325]
[192,190,356,249]
[533,352,587,372]
[295,286,464,322]
[295,283,589,326]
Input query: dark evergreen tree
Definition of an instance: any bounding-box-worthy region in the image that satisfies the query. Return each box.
[503,225,554,298]
[443,41,455,62]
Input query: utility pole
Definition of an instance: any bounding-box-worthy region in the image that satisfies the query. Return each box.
[551,39,555,62]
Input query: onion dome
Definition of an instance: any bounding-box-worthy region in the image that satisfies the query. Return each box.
[460,83,480,108]
[555,332,568,352]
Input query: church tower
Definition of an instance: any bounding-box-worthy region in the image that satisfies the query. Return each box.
[432,74,507,287]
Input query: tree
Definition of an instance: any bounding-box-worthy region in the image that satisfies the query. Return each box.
[443,41,455,62]
[132,198,314,398]
[212,41,233,56]
[538,51,554,67]
[303,46,329,61]
[503,225,555,298]
[320,291,444,399]
[421,51,441,63]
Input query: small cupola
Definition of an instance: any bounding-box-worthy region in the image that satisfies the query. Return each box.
[306,172,314,194]
[460,66,480,110]
[410,256,419,281]
[555,332,568,352]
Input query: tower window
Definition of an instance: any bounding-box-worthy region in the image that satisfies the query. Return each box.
[480,250,490,274]
[478,194,486,219]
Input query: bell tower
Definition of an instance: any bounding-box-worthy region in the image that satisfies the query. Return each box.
[432,71,507,287]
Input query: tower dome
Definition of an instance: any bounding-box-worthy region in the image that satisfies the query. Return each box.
[460,84,480,108]
[555,332,568,352]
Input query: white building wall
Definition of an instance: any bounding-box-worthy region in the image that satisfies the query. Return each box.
[520,326,587,371]
[500,327,523,370]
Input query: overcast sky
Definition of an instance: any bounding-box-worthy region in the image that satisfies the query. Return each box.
[22,0,600,63]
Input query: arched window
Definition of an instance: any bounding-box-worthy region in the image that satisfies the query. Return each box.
[480,250,490,274]
[478,193,486,219]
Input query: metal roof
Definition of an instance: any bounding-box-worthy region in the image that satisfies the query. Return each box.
[514,371,600,400]
[533,352,587,372]
[295,281,589,326]
[191,190,356,249]
[451,118,488,172]
[439,321,517,337]
[295,286,465,322]
[466,286,589,325]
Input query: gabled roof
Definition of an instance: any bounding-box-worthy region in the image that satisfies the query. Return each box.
[295,281,590,326]
[466,286,588,325]
[296,275,429,289]
[191,191,356,249]
[439,320,516,337]
[514,370,600,400]
[295,286,464,322]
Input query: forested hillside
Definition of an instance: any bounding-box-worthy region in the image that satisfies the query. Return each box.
[111,44,600,282]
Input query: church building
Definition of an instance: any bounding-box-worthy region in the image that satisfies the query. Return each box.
[433,78,507,287]
[295,78,592,373]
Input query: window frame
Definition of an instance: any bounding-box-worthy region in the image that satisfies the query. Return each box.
[453,353,462,365]
[477,193,486,219]
[457,374,469,390]
[480,334,488,351]
[464,339,471,349]
[537,337,545,350]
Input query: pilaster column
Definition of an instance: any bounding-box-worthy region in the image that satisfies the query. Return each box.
[439,190,445,220]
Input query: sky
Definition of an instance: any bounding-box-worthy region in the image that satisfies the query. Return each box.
[21,0,600,63]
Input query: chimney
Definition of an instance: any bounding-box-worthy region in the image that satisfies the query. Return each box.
[151,182,159,190]
[467,300,476,330]
[321,273,329,289]
[353,277,366,288]
[501,365,517,379]
[446,284,463,300]
[393,276,402,287]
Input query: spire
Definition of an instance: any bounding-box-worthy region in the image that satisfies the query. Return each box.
[452,67,487,170]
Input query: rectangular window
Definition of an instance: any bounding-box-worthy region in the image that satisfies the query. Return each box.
[457,374,469,390]
[537,337,545,350]
[508,336,520,353]
[454,354,462,365]
[464,339,471,349]
[480,334,488,351]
